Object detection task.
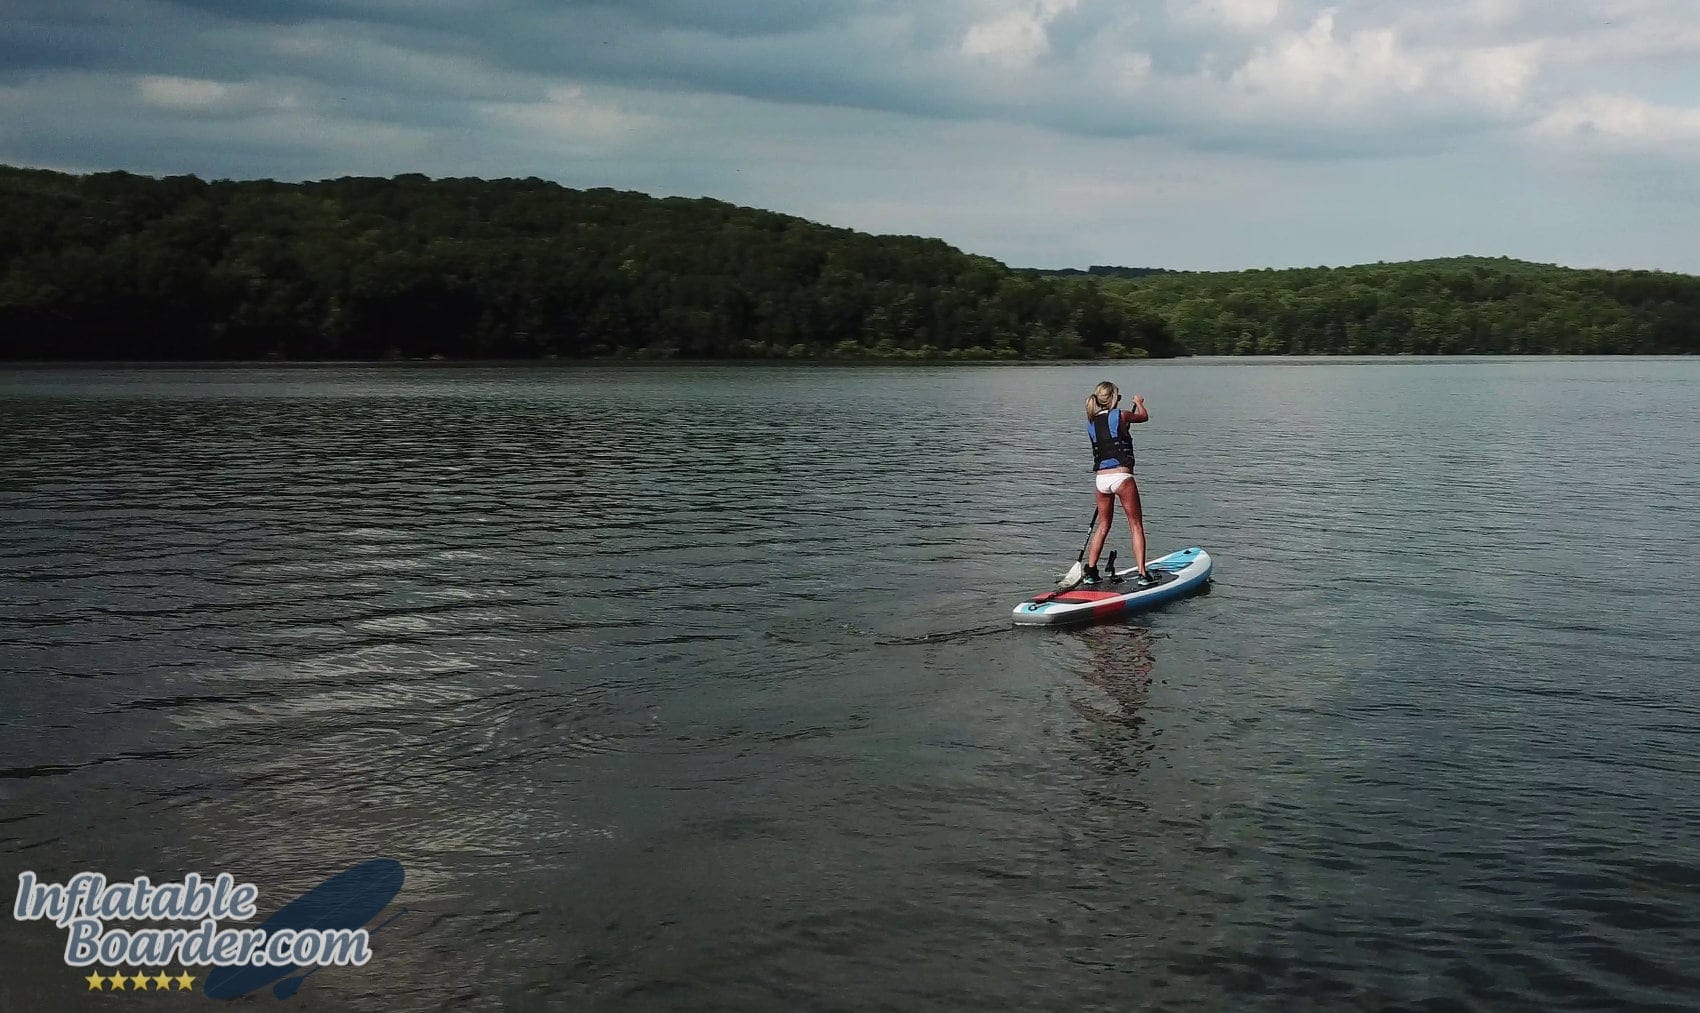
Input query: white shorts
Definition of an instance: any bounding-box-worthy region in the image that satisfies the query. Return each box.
[1095,470,1132,495]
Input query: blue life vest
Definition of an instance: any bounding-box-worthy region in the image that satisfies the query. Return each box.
[1087,408,1135,470]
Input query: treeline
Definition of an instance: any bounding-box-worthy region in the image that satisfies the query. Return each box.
[0,166,1173,361]
[1102,258,1699,355]
[3,166,1694,360]
[1018,266,1174,279]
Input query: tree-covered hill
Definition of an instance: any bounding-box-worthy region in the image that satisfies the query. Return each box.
[1100,256,1699,355]
[0,166,1172,361]
[1017,266,1175,279]
[2,165,1694,360]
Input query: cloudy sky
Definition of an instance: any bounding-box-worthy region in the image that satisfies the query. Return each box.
[4,0,1699,271]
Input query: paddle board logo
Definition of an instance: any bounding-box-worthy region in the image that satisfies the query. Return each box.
[11,858,405,1000]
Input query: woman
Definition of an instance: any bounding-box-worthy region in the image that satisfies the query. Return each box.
[1082,380,1155,586]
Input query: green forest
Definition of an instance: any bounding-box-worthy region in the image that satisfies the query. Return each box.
[2,165,1696,360]
[1092,257,1698,355]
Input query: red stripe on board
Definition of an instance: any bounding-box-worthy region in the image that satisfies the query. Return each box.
[1051,590,1124,602]
[1093,598,1128,619]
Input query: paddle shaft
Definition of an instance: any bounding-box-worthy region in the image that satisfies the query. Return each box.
[1033,508,1106,605]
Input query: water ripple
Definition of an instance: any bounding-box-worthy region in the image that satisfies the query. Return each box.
[1,360,1698,1009]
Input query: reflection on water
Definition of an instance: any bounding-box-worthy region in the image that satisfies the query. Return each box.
[1071,626,1160,772]
[2,360,1699,1010]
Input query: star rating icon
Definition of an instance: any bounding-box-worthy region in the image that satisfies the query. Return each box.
[82,969,196,991]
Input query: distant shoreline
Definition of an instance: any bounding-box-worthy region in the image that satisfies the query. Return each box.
[4,352,1693,369]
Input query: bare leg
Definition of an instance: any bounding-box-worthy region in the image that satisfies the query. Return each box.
[1115,478,1148,575]
[1085,489,1115,566]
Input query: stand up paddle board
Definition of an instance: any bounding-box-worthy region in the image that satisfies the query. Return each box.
[1012,546,1212,626]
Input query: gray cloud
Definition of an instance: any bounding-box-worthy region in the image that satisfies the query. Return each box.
[8,0,1691,153]
[1,0,1697,270]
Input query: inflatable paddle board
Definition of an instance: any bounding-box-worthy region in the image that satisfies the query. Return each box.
[1012,546,1212,626]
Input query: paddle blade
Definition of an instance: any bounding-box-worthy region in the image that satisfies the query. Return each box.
[1057,560,1084,588]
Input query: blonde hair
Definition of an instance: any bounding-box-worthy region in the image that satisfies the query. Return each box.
[1089,381,1120,413]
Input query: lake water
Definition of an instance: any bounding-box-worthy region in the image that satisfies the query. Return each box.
[2,358,1698,1009]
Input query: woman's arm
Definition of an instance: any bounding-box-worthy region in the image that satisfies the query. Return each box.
[1126,395,1150,422]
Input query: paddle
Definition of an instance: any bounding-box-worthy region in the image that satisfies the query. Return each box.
[271,907,409,1000]
[1054,507,1101,587]
[1033,508,1106,605]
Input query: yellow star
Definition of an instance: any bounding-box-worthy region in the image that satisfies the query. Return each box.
[174,970,196,991]
[83,970,105,990]
[102,972,121,991]
[128,972,149,990]
[151,971,172,990]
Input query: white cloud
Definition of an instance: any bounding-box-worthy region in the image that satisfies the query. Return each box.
[1450,45,1540,112]
[961,13,1049,64]
[137,76,231,110]
[478,86,654,148]
[1541,13,1700,64]
[1202,8,1542,136]
[1230,12,1425,103]
[135,75,304,116]
[1530,92,1700,155]
[961,0,1080,66]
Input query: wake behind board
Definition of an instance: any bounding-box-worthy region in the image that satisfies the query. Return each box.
[1012,547,1212,626]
